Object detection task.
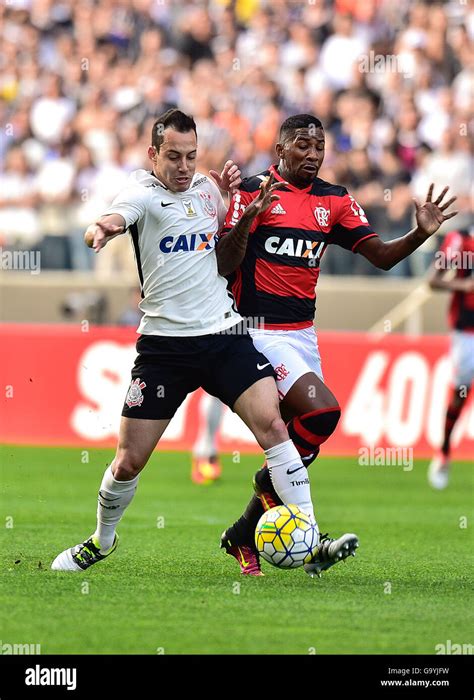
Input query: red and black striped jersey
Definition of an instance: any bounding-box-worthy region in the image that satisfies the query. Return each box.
[220,164,378,329]
[439,230,474,332]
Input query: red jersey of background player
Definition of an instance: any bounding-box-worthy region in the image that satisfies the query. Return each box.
[221,164,378,330]
[439,229,474,332]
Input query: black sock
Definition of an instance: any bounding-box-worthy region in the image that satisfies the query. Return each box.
[224,497,262,546]
[225,468,284,547]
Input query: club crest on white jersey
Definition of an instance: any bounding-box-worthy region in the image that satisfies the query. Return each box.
[199,191,217,218]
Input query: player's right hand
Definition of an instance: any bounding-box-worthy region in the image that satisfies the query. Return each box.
[244,173,288,219]
[84,221,124,253]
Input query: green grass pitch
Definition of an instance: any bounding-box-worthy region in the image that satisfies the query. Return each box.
[1,445,472,655]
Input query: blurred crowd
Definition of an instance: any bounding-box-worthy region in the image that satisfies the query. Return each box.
[0,0,472,277]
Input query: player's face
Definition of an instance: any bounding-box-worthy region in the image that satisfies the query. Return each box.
[148,128,197,192]
[276,128,325,187]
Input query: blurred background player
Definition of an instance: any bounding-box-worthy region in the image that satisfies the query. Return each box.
[191,395,224,484]
[427,228,474,489]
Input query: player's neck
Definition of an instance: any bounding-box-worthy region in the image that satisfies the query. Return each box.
[276,165,312,190]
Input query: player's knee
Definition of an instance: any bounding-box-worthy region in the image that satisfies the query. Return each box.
[289,405,341,449]
[318,405,341,437]
[261,415,288,447]
[112,451,145,480]
[308,405,340,436]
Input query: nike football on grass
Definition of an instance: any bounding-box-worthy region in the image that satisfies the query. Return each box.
[304,532,359,578]
[51,534,119,572]
[220,531,263,576]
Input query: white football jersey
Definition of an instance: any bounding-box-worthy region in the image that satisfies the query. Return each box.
[103,169,243,336]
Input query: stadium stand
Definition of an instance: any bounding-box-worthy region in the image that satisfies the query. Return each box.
[1,0,471,279]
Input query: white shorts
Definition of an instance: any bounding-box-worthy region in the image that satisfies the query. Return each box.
[451,331,474,387]
[249,326,323,400]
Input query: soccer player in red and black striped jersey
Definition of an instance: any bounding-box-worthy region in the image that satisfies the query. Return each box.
[217,114,458,576]
[427,228,474,489]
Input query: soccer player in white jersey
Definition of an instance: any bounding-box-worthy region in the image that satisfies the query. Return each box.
[51,109,358,575]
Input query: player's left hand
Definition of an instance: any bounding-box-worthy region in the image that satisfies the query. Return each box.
[209,160,242,194]
[414,184,458,238]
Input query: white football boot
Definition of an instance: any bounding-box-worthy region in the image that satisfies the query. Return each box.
[428,453,451,490]
[304,532,359,578]
[51,534,118,571]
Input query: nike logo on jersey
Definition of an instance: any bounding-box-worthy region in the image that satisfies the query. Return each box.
[257,363,271,370]
[161,202,174,207]
[286,465,305,475]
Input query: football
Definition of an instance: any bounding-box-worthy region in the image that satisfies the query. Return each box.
[255,504,319,569]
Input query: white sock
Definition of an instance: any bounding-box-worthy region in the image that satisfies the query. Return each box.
[265,440,316,523]
[93,466,139,551]
[193,395,223,459]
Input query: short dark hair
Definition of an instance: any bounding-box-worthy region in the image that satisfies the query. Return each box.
[279,114,323,142]
[151,109,197,151]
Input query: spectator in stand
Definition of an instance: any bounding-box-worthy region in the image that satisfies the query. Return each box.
[0,0,469,278]
[0,146,40,249]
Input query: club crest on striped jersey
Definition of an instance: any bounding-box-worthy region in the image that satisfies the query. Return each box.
[126,378,146,407]
[314,206,330,227]
[182,199,197,217]
[199,191,217,218]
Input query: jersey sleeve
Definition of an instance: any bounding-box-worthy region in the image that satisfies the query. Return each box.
[102,185,150,229]
[220,188,260,237]
[328,190,378,252]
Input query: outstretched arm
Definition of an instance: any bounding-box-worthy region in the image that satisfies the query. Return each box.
[84,214,126,253]
[357,184,458,271]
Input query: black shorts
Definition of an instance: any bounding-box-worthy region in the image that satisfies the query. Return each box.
[121,330,275,420]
